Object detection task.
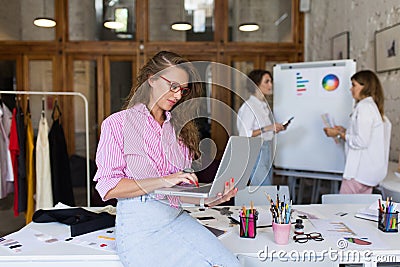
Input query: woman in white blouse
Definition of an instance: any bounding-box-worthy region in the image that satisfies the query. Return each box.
[324,70,391,194]
[236,70,285,186]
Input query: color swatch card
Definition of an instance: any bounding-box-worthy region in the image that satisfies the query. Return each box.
[64,227,116,252]
[0,228,60,254]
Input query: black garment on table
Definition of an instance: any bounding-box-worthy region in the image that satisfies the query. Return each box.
[32,208,115,237]
[49,118,75,206]
[16,103,27,212]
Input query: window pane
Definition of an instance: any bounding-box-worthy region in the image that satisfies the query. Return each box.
[149,0,214,42]
[0,60,17,109]
[231,60,254,113]
[110,61,132,113]
[229,0,292,42]
[0,0,55,41]
[28,60,53,129]
[68,0,136,41]
[72,60,98,159]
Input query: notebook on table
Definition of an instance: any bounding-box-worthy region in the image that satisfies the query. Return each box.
[154,136,263,198]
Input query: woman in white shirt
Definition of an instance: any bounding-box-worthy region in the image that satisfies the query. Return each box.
[324,70,391,194]
[237,70,285,186]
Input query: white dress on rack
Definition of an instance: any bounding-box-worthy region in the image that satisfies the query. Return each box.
[35,115,53,209]
[0,103,14,199]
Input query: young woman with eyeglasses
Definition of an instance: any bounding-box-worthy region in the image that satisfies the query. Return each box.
[93,51,241,267]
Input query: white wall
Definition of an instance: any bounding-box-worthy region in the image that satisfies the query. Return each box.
[0,1,20,40]
[305,0,400,161]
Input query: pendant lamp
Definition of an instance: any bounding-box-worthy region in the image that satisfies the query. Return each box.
[171,22,192,31]
[238,23,260,32]
[33,0,56,28]
[171,6,192,31]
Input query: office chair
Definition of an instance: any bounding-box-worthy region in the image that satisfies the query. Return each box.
[321,193,382,204]
[234,185,290,206]
[381,187,400,203]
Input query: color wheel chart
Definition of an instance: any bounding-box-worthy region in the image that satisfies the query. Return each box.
[296,72,309,95]
[322,74,340,91]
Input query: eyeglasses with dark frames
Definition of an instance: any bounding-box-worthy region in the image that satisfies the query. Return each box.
[293,232,324,243]
[159,75,191,96]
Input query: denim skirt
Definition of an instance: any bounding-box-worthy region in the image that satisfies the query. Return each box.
[249,140,273,186]
[116,197,242,267]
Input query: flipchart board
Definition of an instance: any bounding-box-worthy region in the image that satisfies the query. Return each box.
[273,60,356,173]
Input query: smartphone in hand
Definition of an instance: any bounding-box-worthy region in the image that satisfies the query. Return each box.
[282,117,294,128]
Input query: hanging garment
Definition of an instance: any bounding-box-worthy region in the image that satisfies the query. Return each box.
[25,108,36,224]
[0,103,14,199]
[36,116,53,210]
[1,102,12,135]
[16,102,27,213]
[9,108,20,216]
[49,105,75,206]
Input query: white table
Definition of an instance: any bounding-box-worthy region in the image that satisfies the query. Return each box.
[1,204,399,267]
[189,204,400,267]
[0,220,122,267]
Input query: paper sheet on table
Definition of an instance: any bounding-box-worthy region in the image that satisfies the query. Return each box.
[355,201,399,222]
[292,208,320,219]
[0,228,62,254]
[309,219,389,250]
[64,227,116,252]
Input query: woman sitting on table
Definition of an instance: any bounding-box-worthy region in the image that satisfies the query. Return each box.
[323,70,391,194]
[93,51,241,267]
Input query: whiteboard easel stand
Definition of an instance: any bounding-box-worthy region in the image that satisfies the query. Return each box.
[0,90,91,207]
[274,169,342,204]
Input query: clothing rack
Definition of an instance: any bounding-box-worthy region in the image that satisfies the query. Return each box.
[0,90,91,206]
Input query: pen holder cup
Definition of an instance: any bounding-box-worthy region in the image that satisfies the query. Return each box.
[272,222,291,245]
[378,210,398,232]
[239,212,258,238]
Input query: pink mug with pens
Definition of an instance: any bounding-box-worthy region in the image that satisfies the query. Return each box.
[272,222,291,245]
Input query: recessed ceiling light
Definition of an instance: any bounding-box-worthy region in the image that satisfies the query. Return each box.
[33,17,56,28]
[104,20,124,30]
[171,22,192,31]
[238,23,260,32]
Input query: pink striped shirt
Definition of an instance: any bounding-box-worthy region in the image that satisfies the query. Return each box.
[94,103,192,206]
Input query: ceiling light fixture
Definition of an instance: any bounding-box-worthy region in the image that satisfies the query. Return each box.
[171,22,192,31]
[171,6,192,31]
[33,17,56,28]
[33,0,56,28]
[103,20,124,30]
[238,23,260,32]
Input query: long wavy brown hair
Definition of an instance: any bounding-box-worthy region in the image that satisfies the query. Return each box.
[351,70,384,119]
[123,51,201,159]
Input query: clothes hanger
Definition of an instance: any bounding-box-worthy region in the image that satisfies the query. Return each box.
[41,97,45,119]
[51,98,62,121]
[16,96,20,108]
[26,97,31,117]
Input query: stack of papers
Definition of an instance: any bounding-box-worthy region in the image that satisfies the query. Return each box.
[355,201,399,222]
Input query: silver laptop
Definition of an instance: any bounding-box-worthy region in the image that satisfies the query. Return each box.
[154,136,263,198]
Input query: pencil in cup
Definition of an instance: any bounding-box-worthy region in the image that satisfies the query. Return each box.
[378,209,398,232]
[266,193,292,224]
[239,209,258,238]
